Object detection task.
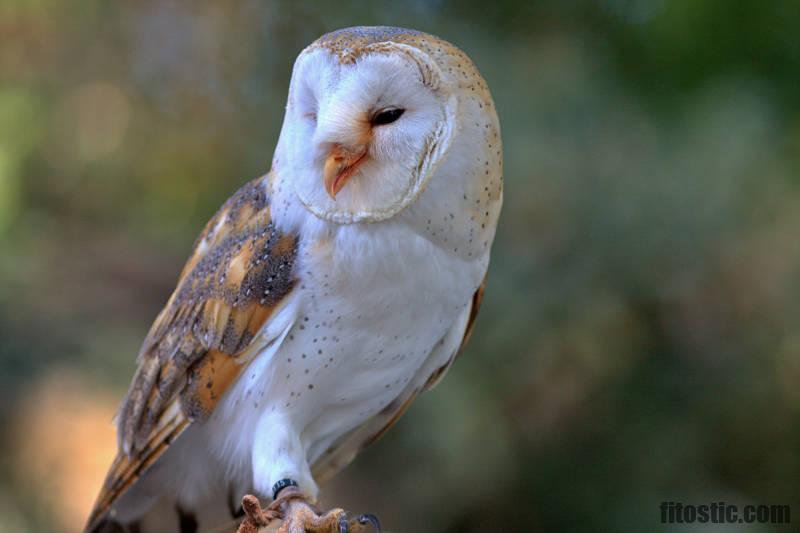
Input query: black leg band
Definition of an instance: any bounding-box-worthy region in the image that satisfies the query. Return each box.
[272,478,299,500]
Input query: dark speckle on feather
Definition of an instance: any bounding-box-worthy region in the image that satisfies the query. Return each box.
[118,175,299,453]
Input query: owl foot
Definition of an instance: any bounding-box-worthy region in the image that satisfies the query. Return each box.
[236,491,381,533]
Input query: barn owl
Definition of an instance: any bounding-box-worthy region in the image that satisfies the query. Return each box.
[87,26,502,533]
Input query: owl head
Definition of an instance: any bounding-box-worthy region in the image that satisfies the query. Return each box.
[274,26,502,225]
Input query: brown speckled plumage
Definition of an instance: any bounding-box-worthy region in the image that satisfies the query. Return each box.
[311,26,497,113]
[87,175,298,531]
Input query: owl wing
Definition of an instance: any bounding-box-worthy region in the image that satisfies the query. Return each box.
[86,175,299,531]
[311,277,486,483]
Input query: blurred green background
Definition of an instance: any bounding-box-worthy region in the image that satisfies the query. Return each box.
[2,1,800,531]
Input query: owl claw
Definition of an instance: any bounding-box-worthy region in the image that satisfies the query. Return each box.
[236,493,382,533]
[355,514,381,532]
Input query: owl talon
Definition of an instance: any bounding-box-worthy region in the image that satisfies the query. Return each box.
[354,514,381,532]
[237,495,280,533]
[235,492,382,532]
[254,497,349,533]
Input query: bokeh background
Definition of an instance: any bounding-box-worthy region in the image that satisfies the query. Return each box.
[2,1,800,531]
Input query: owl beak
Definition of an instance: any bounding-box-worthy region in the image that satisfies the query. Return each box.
[323,144,368,199]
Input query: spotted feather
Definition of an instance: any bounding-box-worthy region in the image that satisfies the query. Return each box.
[86,175,298,531]
[311,277,486,484]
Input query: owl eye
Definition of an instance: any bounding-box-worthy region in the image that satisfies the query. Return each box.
[371,107,405,126]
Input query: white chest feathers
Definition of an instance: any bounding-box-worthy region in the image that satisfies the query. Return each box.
[191,220,486,497]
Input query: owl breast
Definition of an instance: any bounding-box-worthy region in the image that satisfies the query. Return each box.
[202,217,484,479]
[278,220,481,456]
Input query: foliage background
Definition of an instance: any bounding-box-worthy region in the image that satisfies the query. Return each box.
[2,1,800,531]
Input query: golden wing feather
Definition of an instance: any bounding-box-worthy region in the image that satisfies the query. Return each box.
[86,175,299,531]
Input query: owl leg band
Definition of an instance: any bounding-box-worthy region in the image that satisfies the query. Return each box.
[272,478,299,500]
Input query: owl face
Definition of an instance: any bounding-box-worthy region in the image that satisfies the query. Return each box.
[278,41,458,224]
